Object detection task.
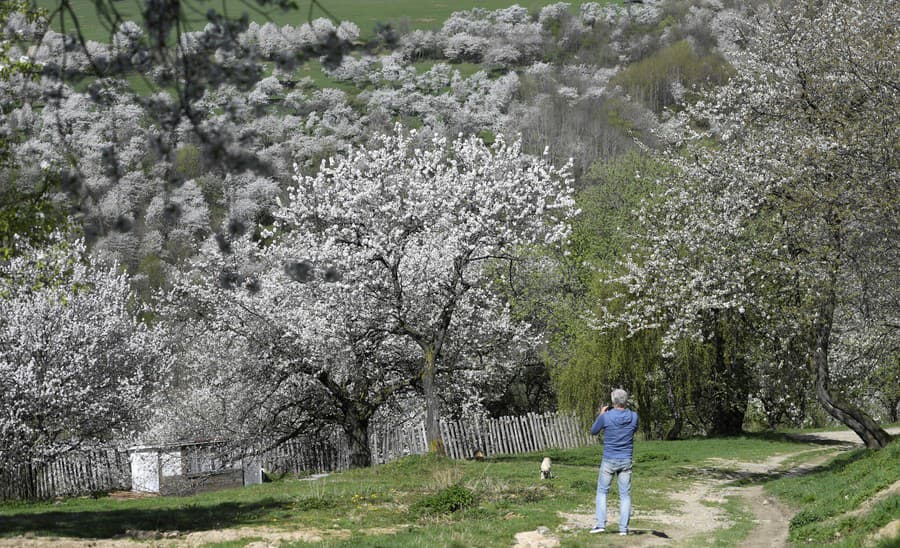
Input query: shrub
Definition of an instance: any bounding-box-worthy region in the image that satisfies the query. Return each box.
[789,509,821,529]
[292,495,337,511]
[412,484,478,514]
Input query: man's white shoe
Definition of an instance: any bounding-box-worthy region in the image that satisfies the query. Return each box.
[619,531,627,536]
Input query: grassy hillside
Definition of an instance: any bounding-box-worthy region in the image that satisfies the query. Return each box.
[766,440,900,547]
[35,0,619,42]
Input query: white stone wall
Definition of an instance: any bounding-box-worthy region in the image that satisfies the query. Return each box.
[129,449,159,493]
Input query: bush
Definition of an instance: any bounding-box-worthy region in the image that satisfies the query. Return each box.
[292,495,337,511]
[412,484,478,514]
[789,509,821,529]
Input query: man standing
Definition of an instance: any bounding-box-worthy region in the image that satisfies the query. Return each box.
[590,388,639,536]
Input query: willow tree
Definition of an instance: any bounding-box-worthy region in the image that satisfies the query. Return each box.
[547,153,669,433]
[550,151,747,439]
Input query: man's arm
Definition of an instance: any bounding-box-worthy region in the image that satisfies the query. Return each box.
[590,406,609,435]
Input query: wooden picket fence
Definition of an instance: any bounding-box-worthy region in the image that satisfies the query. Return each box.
[371,412,594,464]
[260,436,349,475]
[1,412,594,500]
[0,449,131,501]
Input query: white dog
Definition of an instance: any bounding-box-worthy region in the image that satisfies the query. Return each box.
[540,457,552,479]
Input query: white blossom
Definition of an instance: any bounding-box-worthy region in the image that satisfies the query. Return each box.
[0,235,172,465]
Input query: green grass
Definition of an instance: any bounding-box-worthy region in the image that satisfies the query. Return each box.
[765,439,900,547]
[0,436,823,547]
[36,0,617,42]
[36,0,144,42]
[308,0,609,36]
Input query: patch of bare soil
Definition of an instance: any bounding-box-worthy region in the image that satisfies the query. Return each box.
[0,524,414,548]
[557,481,737,546]
[181,525,348,545]
[737,485,791,548]
[552,455,798,547]
[871,519,900,544]
[0,526,352,547]
[512,526,560,548]
[0,537,156,548]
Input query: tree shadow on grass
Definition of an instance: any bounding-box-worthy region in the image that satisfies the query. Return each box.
[0,497,316,539]
[740,431,857,447]
[696,446,869,487]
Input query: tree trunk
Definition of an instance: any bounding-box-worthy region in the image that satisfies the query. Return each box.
[422,346,445,455]
[813,291,891,449]
[316,370,375,468]
[342,407,372,469]
[662,360,682,440]
[707,317,749,436]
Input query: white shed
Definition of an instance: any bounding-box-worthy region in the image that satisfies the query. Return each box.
[129,442,261,495]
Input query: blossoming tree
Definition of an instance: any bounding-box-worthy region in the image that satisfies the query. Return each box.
[163,234,422,468]
[271,128,578,454]
[0,233,172,466]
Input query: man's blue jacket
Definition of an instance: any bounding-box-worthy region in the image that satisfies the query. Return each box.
[591,408,639,460]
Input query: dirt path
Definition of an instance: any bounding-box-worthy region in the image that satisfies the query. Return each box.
[517,427,900,547]
[0,526,372,547]
[518,448,832,547]
[734,428,900,548]
[738,485,791,548]
[732,448,845,548]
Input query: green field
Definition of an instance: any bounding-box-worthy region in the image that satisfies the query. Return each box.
[4,434,895,547]
[35,0,616,42]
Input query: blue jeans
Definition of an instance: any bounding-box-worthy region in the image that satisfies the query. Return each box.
[595,458,632,533]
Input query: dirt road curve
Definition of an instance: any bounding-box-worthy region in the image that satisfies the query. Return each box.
[737,427,900,548]
[516,427,900,548]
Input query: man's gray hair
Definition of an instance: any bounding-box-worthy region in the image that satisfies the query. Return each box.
[611,388,628,406]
